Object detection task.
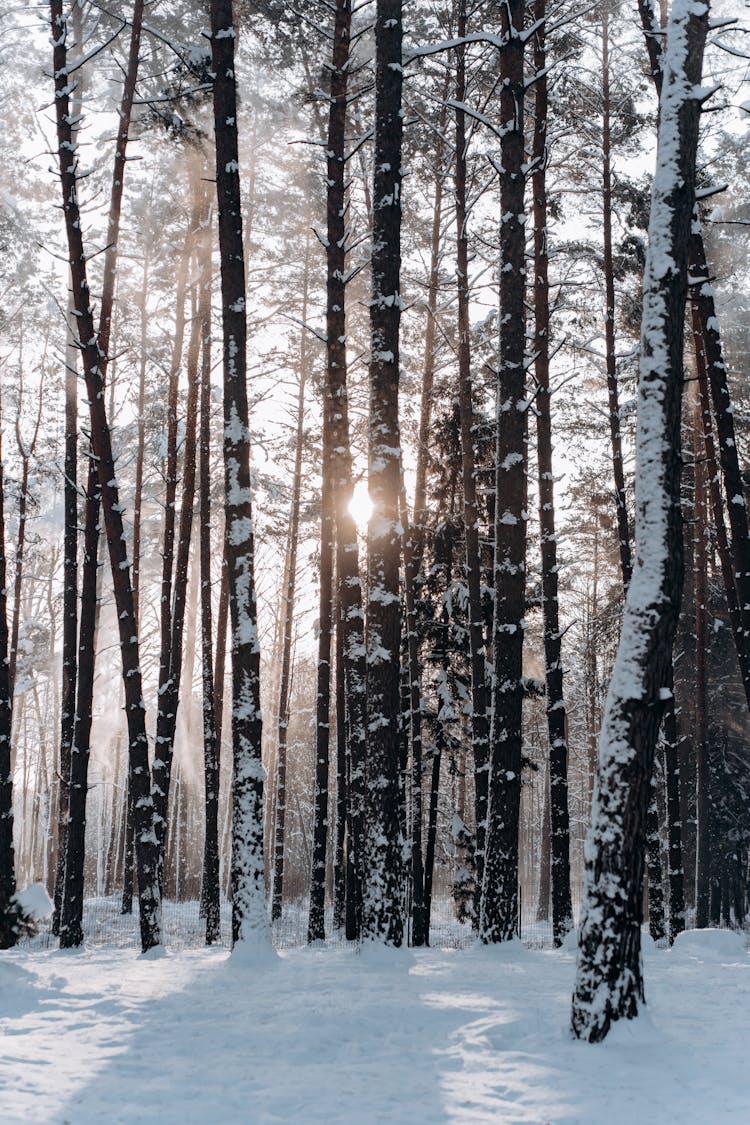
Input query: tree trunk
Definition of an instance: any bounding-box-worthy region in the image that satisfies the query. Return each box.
[153,190,204,879]
[693,395,710,927]
[531,0,573,947]
[197,184,221,945]
[0,389,17,948]
[131,250,150,625]
[481,0,527,945]
[571,0,708,1041]
[646,777,666,941]
[362,0,404,946]
[53,261,81,934]
[662,669,685,942]
[322,0,368,942]
[210,0,268,949]
[333,569,347,930]
[453,2,490,931]
[689,228,750,706]
[51,0,161,953]
[9,354,43,703]
[399,482,426,945]
[601,6,632,590]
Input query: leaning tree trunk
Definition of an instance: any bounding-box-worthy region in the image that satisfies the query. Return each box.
[571,0,709,1042]
[481,0,527,945]
[531,0,573,947]
[362,0,405,946]
[51,0,161,954]
[210,0,268,949]
[689,226,750,703]
[59,0,141,936]
[639,0,750,709]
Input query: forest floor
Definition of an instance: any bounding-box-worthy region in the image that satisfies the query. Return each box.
[1,927,748,1124]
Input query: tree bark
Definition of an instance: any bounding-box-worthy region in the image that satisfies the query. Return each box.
[323,0,368,942]
[693,395,710,927]
[601,6,632,590]
[571,0,709,1040]
[453,1,490,930]
[53,3,83,920]
[9,351,43,703]
[210,0,268,948]
[481,0,527,944]
[531,0,573,947]
[362,0,404,946]
[131,249,150,625]
[0,388,17,948]
[51,0,161,953]
[197,184,221,945]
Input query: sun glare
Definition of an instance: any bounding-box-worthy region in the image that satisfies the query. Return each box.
[349,480,373,531]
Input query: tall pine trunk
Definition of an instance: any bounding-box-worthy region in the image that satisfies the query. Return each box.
[362,0,404,946]
[453,4,490,931]
[530,0,573,946]
[0,389,17,948]
[601,6,632,590]
[197,184,221,945]
[52,0,161,953]
[481,0,527,944]
[210,0,268,948]
[571,0,709,1041]
[317,0,368,941]
[693,394,710,927]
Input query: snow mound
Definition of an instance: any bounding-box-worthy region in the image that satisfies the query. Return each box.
[671,928,748,962]
[561,926,578,952]
[14,882,53,921]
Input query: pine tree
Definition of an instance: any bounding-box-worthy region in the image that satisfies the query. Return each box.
[209,0,268,949]
[572,0,710,1041]
[362,0,405,945]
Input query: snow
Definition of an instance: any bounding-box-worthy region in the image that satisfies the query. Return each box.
[14,883,53,922]
[1,934,748,1123]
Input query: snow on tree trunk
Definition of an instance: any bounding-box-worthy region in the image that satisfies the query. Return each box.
[209,0,269,950]
[530,0,573,948]
[571,0,709,1042]
[52,0,83,936]
[362,0,405,946]
[638,0,750,716]
[197,182,221,946]
[50,0,161,954]
[480,0,527,945]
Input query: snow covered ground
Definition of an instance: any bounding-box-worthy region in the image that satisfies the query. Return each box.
[1,929,748,1124]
